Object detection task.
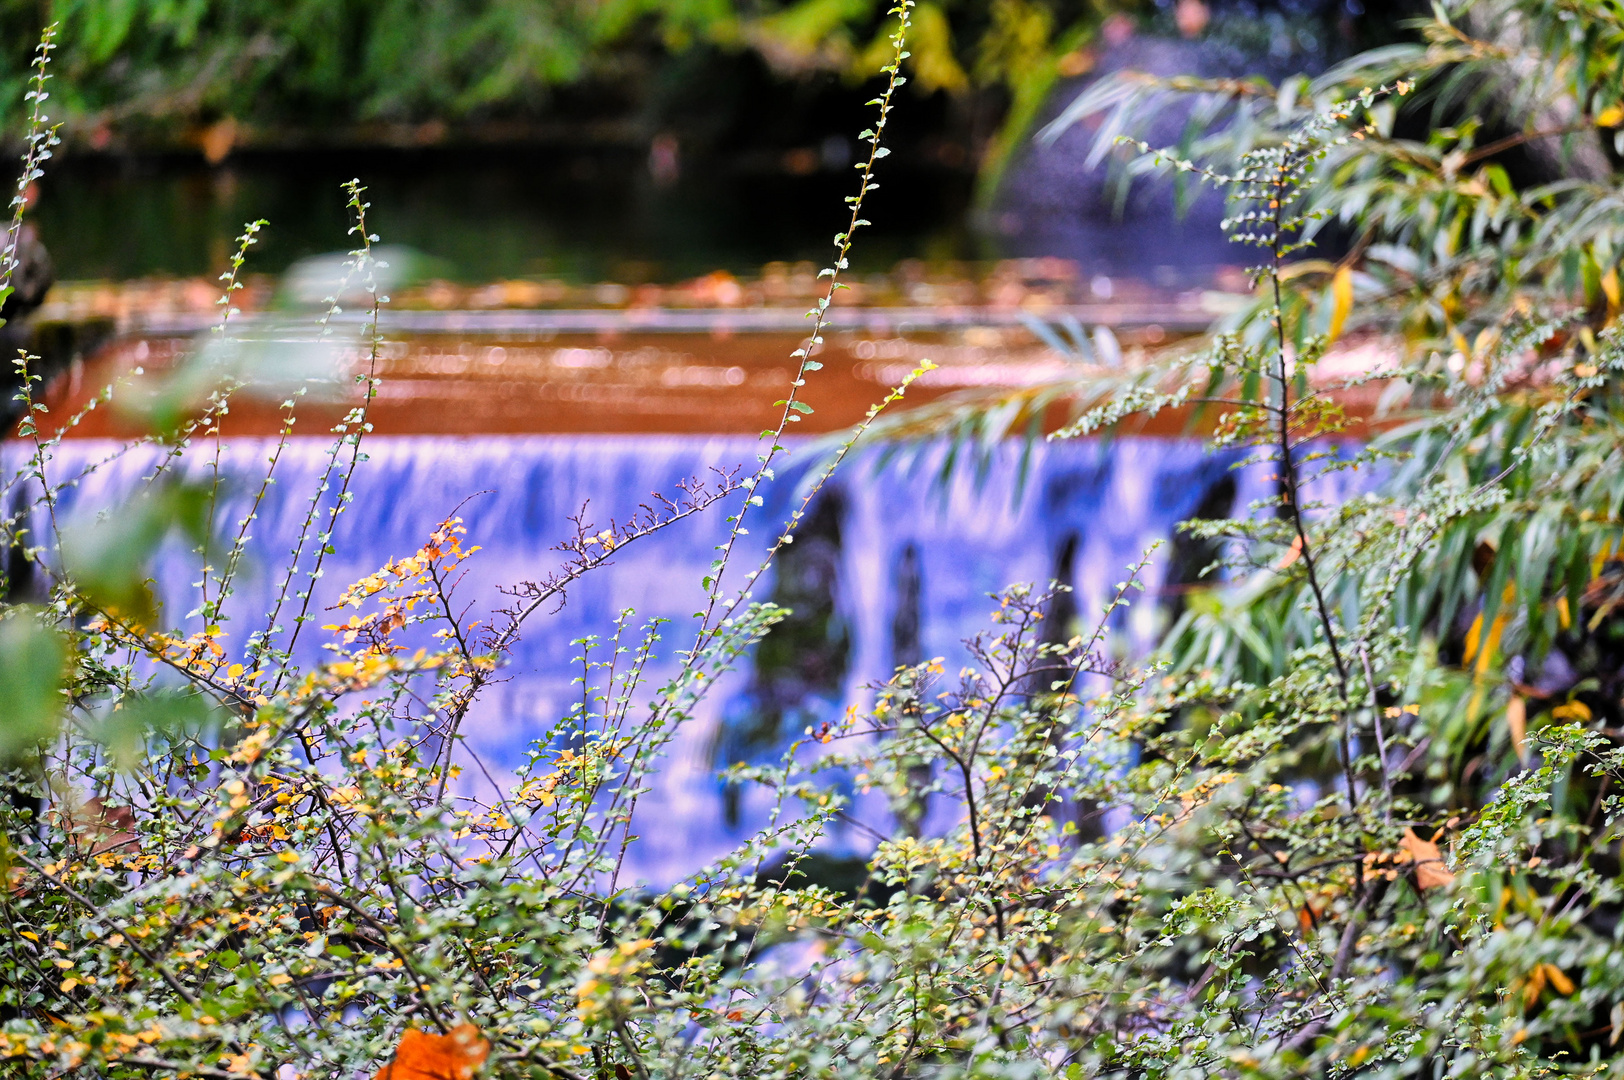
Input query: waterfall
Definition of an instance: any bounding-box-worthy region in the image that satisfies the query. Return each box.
[9,432,1345,883]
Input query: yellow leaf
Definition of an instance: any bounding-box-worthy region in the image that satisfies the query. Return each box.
[902,2,969,94]
[1463,612,1485,663]
[1543,963,1575,996]
[1594,539,1618,579]
[18,931,38,942]
[1327,266,1354,343]
[58,978,79,993]
[1599,104,1624,128]
[1277,259,1337,281]
[1464,584,1515,674]
[1552,699,1593,722]
[1506,695,1528,764]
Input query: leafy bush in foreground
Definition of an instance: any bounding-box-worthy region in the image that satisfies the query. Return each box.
[7,5,1624,1079]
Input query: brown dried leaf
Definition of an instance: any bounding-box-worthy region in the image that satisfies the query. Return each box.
[54,796,137,857]
[1399,828,1454,890]
[375,1024,491,1080]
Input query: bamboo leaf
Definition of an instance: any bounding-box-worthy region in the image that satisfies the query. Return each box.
[1327,265,1354,343]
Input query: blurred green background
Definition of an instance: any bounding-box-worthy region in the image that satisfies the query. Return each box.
[2,0,1411,282]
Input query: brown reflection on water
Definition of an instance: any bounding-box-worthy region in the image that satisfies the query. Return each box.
[31,327,1101,439]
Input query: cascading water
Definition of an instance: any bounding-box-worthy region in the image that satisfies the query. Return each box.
[7,431,1354,884]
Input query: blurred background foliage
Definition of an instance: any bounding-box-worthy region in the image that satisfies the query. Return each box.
[0,0,1408,205]
[863,0,1624,827]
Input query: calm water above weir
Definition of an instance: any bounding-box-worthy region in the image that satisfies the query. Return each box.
[31,149,978,284]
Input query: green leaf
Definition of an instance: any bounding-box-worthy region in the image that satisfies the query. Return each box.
[92,690,223,773]
[61,483,210,623]
[0,610,66,763]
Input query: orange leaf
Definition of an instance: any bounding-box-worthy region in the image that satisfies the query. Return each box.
[1277,536,1303,570]
[1506,695,1528,764]
[376,1025,491,1080]
[1522,965,1547,1009]
[1399,828,1454,890]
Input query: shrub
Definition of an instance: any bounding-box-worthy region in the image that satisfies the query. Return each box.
[6,5,1624,1080]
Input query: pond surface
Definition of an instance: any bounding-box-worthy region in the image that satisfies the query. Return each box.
[32,148,978,283]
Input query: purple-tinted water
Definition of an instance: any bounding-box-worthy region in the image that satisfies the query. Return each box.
[13,434,1356,882]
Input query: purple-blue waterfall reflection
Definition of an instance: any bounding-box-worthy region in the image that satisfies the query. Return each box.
[14,435,1352,883]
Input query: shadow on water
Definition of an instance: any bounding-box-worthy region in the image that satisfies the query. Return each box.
[31,148,977,283]
[717,489,851,827]
[1162,473,1239,624]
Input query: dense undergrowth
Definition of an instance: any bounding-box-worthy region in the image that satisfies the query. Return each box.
[6,2,1624,1078]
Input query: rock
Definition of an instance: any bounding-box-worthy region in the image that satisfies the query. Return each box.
[2,222,53,326]
[0,223,62,425]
